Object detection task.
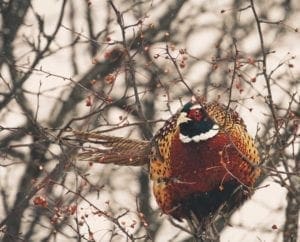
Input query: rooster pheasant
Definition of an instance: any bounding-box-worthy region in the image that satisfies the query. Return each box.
[66,98,261,235]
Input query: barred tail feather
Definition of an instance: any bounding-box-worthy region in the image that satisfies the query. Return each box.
[64,131,151,166]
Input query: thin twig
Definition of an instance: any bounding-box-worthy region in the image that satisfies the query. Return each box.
[250,0,279,132]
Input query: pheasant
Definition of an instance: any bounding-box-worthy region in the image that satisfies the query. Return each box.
[66,98,261,236]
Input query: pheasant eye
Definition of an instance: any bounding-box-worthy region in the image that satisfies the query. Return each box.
[188,109,203,121]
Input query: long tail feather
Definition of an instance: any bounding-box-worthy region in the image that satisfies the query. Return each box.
[63,131,151,166]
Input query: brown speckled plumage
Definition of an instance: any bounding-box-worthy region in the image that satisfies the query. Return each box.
[149,101,260,220]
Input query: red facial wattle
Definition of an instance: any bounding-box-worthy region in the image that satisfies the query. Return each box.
[187,109,203,122]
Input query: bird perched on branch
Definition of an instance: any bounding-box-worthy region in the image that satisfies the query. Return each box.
[65,97,261,237]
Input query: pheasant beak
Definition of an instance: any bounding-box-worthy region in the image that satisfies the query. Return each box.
[176,112,191,126]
